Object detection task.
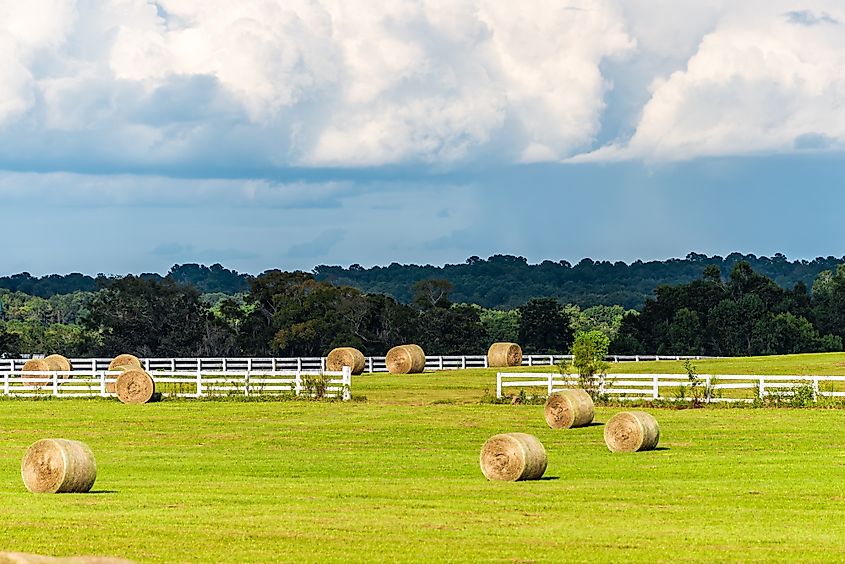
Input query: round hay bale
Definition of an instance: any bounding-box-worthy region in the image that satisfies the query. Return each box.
[107,354,141,371]
[22,359,51,387]
[479,432,547,481]
[44,355,72,379]
[20,439,97,494]
[385,344,426,374]
[604,411,660,453]
[115,369,155,405]
[105,364,135,394]
[487,342,523,367]
[326,347,366,375]
[544,389,595,429]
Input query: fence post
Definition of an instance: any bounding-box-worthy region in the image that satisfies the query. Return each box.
[222,358,227,371]
[548,373,553,396]
[496,373,502,399]
[244,370,250,397]
[272,357,277,372]
[705,375,711,404]
[813,377,819,402]
[484,356,488,368]
[599,374,606,397]
[528,356,534,367]
[652,374,659,400]
[438,356,443,370]
[321,357,326,370]
[3,371,8,396]
[53,372,59,397]
[101,371,107,396]
[461,356,466,369]
[297,357,302,371]
[635,355,640,362]
[368,357,373,373]
[758,377,765,400]
[342,366,351,401]
[295,371,302,397]
[196,368,203,398]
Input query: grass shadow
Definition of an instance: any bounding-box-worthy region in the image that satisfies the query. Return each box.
[86,490,118,494]
[651,447,671,451]
[538,476,560,481]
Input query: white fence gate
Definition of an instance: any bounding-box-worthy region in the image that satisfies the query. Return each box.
[496,372,845,403]
[0,367,352,401]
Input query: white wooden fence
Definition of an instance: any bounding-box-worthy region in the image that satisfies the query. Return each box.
[0,354,708,374]
[0,367,352,401]
[496,372,845,403]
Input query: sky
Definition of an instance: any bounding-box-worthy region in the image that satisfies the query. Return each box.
[2,0,845,276]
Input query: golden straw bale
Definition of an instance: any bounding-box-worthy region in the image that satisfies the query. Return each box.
[479,433,547,481]
[604,411,660,453]
[107,354,141,371]
[544,389,595,429]
[487,342,523,367]
[326,347,366,375]
[22,359,51,387]
[115,369,155,405]
[44,355,72,379]
[385,344,426,374]
[20,439,97,494]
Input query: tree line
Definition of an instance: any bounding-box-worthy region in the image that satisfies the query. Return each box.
[2,260,845,359]
[7,252,845,310]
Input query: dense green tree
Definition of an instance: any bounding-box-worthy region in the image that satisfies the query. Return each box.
[412,278,453,310]
[413,305,487,356]
[666,308,702,355]
[613,262,842,356]
[82,276,208,357]
[518,298,573,354]
[0,322,21,356]
[476,306,520,343]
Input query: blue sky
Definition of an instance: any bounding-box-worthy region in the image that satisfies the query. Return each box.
[2,1,845,276]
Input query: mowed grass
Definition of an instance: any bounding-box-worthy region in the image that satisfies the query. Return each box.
[2,354,845,562]
[356,352,845,404]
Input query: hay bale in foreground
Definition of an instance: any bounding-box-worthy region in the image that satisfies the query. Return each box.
[487,342,523,367]
[107,354,141,371]
[44,355,72,379]
[21,439,97,494]
[0,552,134,563]
[326,347,366,375]
[115,369,155,405]
[604,411,660,453]
[22,359,51,387]
[105,364,134,394]
[385,344,426,374]
[544,389,595,429]
[479,432,547,481]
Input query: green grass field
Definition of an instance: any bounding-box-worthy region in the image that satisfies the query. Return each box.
[4,354,845,562]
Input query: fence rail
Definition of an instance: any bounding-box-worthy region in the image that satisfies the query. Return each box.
[496,372,845,403]
[0,368,351,401]
[0,354,709,373]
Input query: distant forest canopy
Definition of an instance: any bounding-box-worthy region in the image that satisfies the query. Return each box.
[4,253,845,309]
[3,260,845,359]
[317,252,845,309]
[0,263,250,298]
